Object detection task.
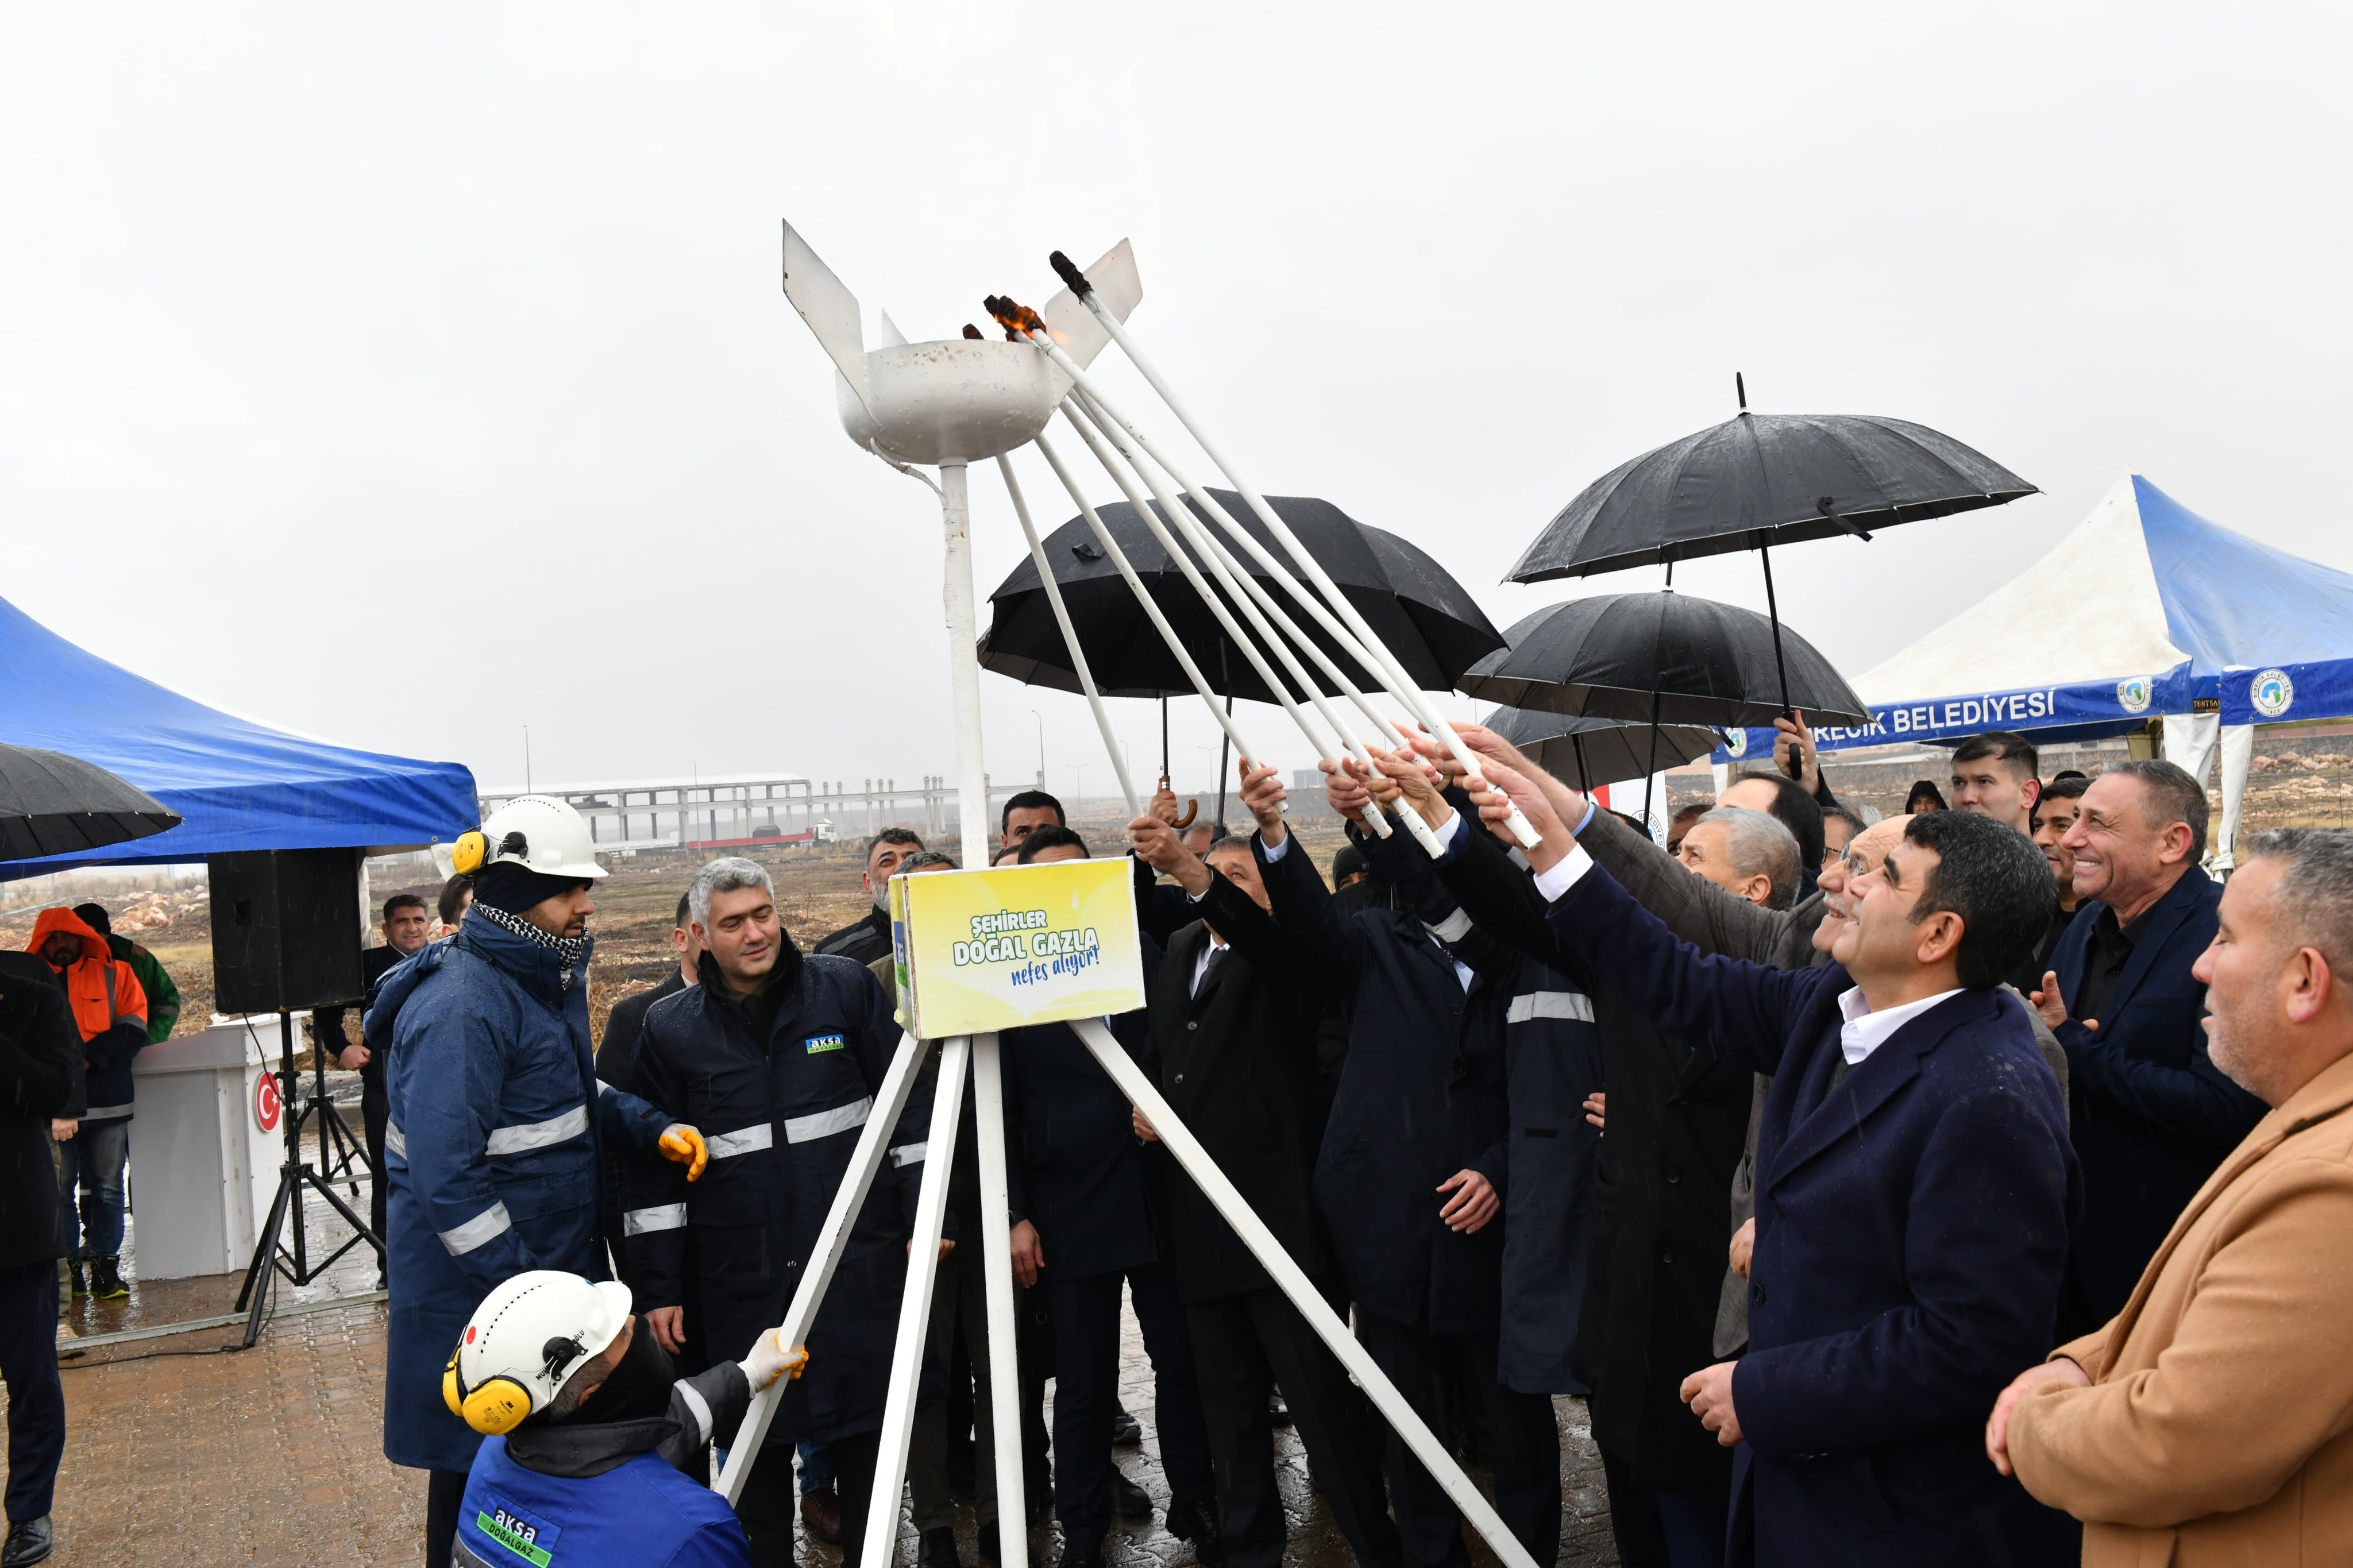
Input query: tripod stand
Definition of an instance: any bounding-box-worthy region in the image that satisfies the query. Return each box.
[306,1021,371,1198]
[233,1006,383,1348]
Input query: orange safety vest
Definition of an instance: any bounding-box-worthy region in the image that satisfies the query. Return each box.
[28,906,148,1045]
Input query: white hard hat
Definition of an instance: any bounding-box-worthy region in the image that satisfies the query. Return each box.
[451,794,608,882]
[443,1271,633,1435]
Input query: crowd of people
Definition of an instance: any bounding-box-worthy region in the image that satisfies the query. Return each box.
[3,717,2348,1568]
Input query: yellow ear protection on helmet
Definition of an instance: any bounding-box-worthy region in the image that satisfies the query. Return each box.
[449,829,530,878]
[442,1333,590,1436]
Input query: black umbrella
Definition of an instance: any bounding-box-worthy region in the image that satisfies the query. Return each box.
[0,744,180,861]
[1507,387,2033,720]
[979,489,1505,703]
[1487,708,1723,792]
[1457,592,1868,729]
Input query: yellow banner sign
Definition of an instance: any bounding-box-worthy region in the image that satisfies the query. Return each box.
[888,858,1145,1037]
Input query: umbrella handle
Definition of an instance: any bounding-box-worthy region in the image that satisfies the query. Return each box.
[1158,773,1199,829]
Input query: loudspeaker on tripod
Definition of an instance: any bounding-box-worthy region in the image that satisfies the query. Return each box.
[209,848,366,1013]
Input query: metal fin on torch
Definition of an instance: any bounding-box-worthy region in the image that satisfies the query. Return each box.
[878,310,909,349]
[781,220,870,411]
[1036,240,1141,370]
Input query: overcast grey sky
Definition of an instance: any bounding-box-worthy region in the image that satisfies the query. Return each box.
[4,3,2347,808]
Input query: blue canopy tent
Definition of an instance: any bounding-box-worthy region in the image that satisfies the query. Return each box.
[1711,475,2353,866]
[0,593,477,874]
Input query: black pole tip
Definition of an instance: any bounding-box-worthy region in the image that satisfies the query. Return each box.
[1735,372,1748,412]
[1049,250,1093,297]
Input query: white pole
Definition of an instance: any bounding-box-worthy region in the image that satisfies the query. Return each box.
[1067,1018,1540,1568]
[1021,308,1543,850]
[1056,400,1340,766]
[716,1029,928,1504]
[968,1033,1028,1568]
[996,453,1137,816]
[1052,393,1406,844]
[942,463,991,868]
[1069,392,1440,855]
[1031,431,1256,763]
[859,1036,970,1568]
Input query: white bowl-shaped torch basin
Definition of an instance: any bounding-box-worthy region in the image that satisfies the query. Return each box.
[837,339,1071,466]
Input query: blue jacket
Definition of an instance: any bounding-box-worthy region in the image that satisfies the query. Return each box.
[1548,862,2078,1568]
[617,944,929,1450]
[372,918,673,1473]
[2050,867,2263,1322]
[456,1362,753,1568]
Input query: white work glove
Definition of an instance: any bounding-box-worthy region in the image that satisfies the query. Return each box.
[739,1327,809,1392]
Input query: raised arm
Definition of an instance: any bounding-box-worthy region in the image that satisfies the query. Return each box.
[1230,763,1367,992]
[1429,724,1803,963]
[1466,759,1811,1074]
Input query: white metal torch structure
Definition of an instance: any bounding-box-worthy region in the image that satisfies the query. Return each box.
[739,222,1542,1568]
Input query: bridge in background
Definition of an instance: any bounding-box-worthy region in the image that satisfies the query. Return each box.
[475,770,1048,853]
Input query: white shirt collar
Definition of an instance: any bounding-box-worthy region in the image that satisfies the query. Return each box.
[1835,986,1965,1066]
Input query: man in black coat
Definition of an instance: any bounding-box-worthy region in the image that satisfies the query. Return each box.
[598,893,703,1318]
[1001,827,1219,1568]
[311,892,435,1255]
[2036,760,2265,1333]
[618,857,932,1568]
[815,829,924,967]
[1237,768,1562,1568]
[0,950,79,1567]
[1347,760,1780,1568]
[1127,816,1403,1568]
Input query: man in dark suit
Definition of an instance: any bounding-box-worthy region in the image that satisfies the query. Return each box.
[1457,757,2079,1567]
[1127,816,1403,1568]
[813,830,924,967]
[1001,827,1220,1568]
[2034,759,2265,1333]
[311,892,434,1255]
[1237,768,1564,1568]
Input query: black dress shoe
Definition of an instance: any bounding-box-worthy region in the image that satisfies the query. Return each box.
[1164,1499,1225,1566]
[1112,1471,1153,1519]
[2,1516,53,1567]
[1059,1537,1106,1568]
[1109,1401,1142,1446]
[977,1521,1001,1563]
[920,1526,961,1568]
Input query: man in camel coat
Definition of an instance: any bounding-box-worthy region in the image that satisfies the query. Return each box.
[1988,825,2353,1566]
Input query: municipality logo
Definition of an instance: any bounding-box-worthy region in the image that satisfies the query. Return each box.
[1724,728,1749,758]
[2251,668,2294,719]
[2115,677,2153,714]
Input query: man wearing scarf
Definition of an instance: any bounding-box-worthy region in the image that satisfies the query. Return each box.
[367,797,709,1568]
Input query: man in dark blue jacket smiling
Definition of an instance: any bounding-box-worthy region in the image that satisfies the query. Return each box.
[2032,760,2263,1333]
[618,855,935,1568]
[1462,758,2079,1568]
